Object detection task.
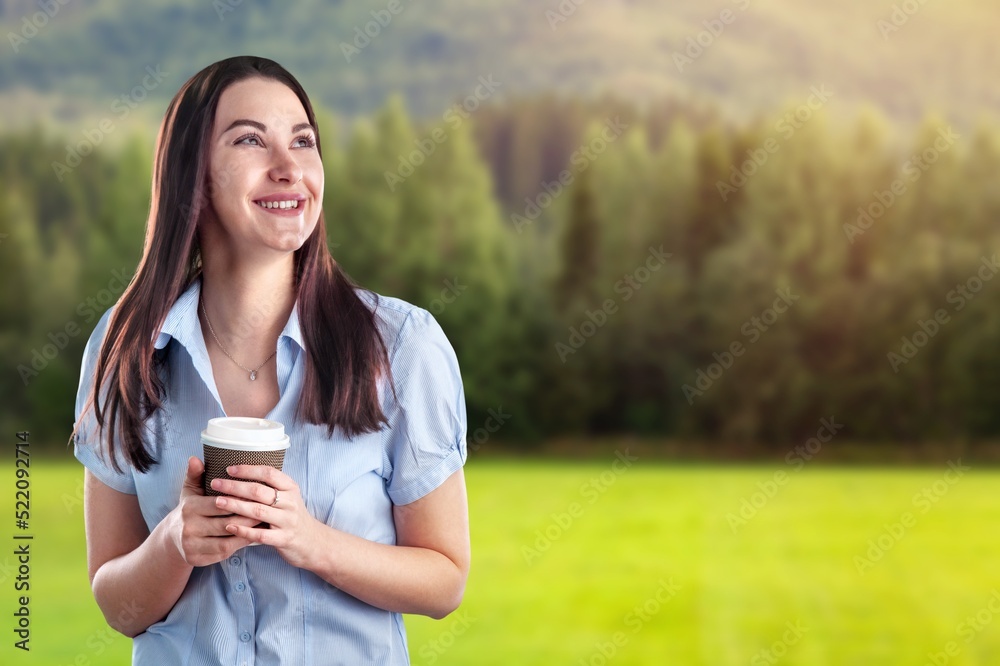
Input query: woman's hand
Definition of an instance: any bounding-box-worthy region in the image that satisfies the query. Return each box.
[165,457,259,567]
[213,467,470,618]
[211,465,322,570]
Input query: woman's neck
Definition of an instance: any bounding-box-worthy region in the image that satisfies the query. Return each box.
[198,255,297,357]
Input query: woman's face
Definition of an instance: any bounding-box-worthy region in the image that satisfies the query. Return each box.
[201,77,324,261]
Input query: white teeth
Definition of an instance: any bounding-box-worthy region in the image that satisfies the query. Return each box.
[256,200,299,210]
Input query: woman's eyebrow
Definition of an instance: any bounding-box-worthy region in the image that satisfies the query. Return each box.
[222,118,266,135]
[221,119,315,135]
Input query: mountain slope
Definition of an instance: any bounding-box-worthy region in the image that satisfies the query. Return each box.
[1,0,997,129]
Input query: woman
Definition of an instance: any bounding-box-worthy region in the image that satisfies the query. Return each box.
[72,56,470,665]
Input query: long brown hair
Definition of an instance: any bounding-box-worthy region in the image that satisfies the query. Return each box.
[77,56,391,473]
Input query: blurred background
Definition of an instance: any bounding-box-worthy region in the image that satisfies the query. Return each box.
[2,0,1000,664]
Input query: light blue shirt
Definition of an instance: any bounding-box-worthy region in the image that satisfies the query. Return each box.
[73,277,468,665]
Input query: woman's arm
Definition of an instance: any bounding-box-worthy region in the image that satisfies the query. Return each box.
[85,470,192,637]
[218,467,471,619]
[85,458,261,636]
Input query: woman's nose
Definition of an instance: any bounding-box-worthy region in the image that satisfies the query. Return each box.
[268,148,303,184]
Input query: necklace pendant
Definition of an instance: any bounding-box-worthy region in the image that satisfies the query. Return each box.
[249,371,257,381]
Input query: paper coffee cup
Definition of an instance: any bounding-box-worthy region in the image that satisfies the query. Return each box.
[201,417,290,496]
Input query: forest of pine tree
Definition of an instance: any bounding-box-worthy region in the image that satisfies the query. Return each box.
[4,95,1000,453]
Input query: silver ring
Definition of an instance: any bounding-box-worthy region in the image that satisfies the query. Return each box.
[270,489,279,507]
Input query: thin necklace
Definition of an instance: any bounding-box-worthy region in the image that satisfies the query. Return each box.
[200,298,277,381]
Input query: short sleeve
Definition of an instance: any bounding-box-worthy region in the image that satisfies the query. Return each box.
[72,308,137,494]
[382,308,468,505]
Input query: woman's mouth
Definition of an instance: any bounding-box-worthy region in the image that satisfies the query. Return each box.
[254,200,301,210]
[253,198,304,216]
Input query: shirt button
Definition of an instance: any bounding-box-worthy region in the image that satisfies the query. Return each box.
[230,556,241,566]
[235,582,246,592]
[240,632,251,643]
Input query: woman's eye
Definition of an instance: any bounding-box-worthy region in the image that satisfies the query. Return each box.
[236,133,262,146]
[295,135,317,148]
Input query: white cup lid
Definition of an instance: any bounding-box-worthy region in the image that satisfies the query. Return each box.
[201,417,290,451]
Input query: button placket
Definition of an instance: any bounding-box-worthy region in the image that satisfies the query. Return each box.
[227,551,255,664]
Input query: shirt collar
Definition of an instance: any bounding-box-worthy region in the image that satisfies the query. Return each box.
[153,276,305,352]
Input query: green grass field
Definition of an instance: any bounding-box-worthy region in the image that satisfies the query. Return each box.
[2,456,999,665]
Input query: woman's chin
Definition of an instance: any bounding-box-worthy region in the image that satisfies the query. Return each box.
[263,237,309,255]
[258,224,315,252]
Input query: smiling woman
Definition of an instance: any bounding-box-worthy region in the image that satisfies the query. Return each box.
[69,56,470,666]
[206,84,324,265]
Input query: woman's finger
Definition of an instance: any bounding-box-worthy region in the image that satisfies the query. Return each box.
[226,522,281,547]
[183,512,261,539]
[214,495,276,524]
[223,464,296,491]
[209,514,262,535]
[189,494,248,517]
[210,477,281,505]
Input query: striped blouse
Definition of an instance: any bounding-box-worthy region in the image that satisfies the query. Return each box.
[73,276,468,665]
